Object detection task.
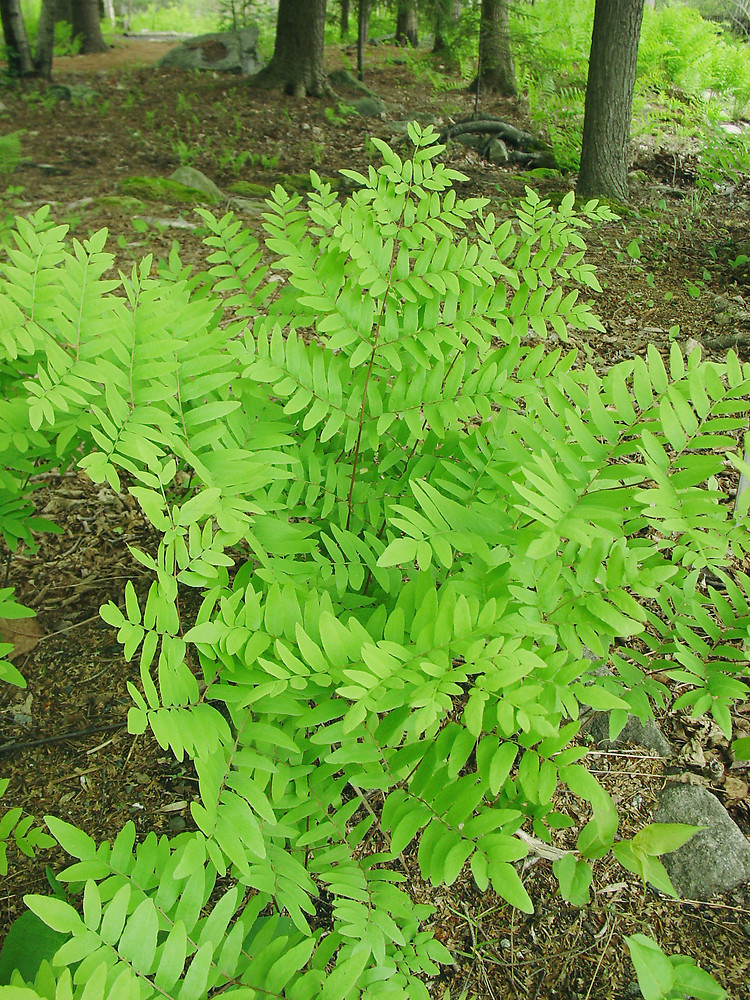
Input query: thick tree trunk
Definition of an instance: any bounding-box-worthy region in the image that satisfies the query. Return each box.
[251,0,329,96]
[471,0,516,97]
[340,0,349,38]
[433,0,461,53]
[576,0,644,201]
[0,0,33,75]
[396,0,418,47]
[72,0,108,53]
[33,0,57,77]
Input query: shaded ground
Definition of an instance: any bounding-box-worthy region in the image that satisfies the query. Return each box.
[1,36,750,1000]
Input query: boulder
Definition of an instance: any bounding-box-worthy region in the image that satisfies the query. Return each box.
[585,712,672,757]
[157,28,262,75]
[654,783,750,898]
[352,96,386,118]
[169,167,225,203]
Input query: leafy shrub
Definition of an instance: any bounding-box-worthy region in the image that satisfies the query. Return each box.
[0,127,741,998]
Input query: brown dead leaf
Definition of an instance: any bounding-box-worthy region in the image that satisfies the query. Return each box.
[723,775,749,802]
[0,617,43,658]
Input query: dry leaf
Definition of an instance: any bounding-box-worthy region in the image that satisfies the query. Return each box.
[0,617,43,658]
[723,775,749,802]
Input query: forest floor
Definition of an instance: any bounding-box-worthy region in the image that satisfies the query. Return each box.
[1,34,750,1000]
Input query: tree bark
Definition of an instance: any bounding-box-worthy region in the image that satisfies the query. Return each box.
[72,0,108,53]
[357,0,369,81]
[33,0,57,77]
[0,0,33,75]
[576,0,644,201]
[471,0,516,97]
[396,0,418,47]
[251,0,329,97]
[433,0,461,53]
[340,0,349,38]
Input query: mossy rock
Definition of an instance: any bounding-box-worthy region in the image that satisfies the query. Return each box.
[95,194,145,213]
[228,180,274,198]
[328,68,376,97]
[525,168,564,180]
[116,176,222,205]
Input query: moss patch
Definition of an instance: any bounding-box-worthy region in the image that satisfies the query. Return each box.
[229,174,341,199]
[116,175,221,205]
[95,194,146,213]
[228,180,274,198]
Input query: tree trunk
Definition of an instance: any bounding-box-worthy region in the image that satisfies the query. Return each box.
[357,0,369,81]
[433,0,461,53]
[33,0,57,77]
[576,0,644,201]
[471,0,516,97]
[396,0,418,47]
[0,0,33,75]
[72,0,108,53]
[251,0,329,97]
[340,0,349,38]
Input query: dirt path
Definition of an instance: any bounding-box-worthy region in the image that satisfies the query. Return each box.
[53,36,179,74]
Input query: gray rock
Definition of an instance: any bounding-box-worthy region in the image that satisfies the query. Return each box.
[654,783,750,898]
[228,197,266,218]
[157,29,262,74]
[169,167,225,202]
[486,138,509,164]
[328,68,375,96]
[455,133,484,151]
[352,96,387,118]
[585,712,672,757]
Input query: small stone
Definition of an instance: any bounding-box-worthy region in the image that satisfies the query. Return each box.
[169,816,187,832]
[486,138,509,164]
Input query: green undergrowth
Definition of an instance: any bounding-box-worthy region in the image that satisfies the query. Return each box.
[230,174,341,200]
[116,176,222,206]
[0,126,739,1000]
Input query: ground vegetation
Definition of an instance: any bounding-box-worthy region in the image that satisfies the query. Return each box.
[0,19,748,1000]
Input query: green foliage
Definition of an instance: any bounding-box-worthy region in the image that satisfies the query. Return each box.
[0,127,747,999]
[126,2,215,35]
[0,590,36,687]
[115,176,221,205]
[513,0,750,179]
[0,132,23,182]
[626,934,727,1000]
[0,780,55,877]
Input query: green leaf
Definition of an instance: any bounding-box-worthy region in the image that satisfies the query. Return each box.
[488,861,534,913]
[320,945,370,1000]
[672,959,728,1000]
[0,911,68,986]
[632,823,701,857]
[44,817,97,860]
[377,536,419,567]
[625,934,676,1000]
[553,854,591,906]
[23,896,82,935]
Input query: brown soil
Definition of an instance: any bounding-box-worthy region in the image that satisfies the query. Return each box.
[1,36,750,1000]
